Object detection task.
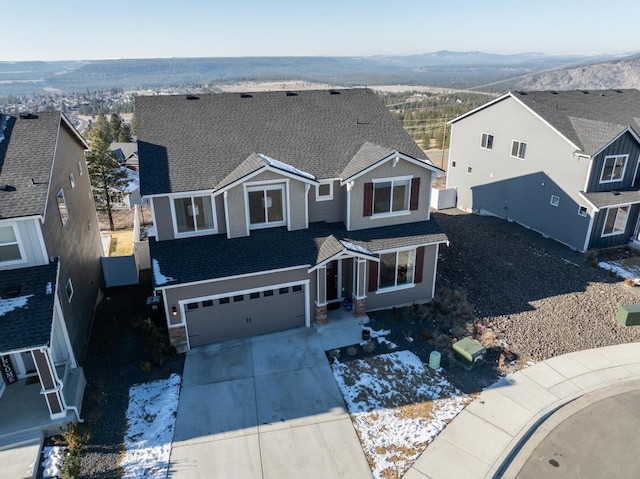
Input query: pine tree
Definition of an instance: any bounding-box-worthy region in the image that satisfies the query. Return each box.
[86,121,130,231]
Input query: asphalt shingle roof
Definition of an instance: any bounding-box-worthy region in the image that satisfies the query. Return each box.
[0,112,63,219]
[580,189,640,209]
[512,89,640,155]
[150,220,447,288]
[0,258,58,352]
[136,89,429,196]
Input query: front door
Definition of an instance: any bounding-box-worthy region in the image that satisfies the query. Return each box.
[326,261,339,301]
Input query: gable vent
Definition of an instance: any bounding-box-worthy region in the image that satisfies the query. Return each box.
[186,95,199,100]
[329,90,341,95]
[285,91,298,97]
[240,93,253,98]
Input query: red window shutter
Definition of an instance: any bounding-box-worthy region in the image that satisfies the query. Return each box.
[363,182,374,217]
[368,260,379,292]
[410,177,420,211]
[414,246,425,283]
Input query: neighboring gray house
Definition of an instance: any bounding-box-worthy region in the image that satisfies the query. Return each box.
[447,89,640,252]
[109,141,138,170]
[0,112,104,422]
[137,89,447,352]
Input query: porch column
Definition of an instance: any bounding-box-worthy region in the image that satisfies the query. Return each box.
[353,258,368,317]
[32,348,66,419]
[315,266,328,325]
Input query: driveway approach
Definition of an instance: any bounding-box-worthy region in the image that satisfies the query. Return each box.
[168,327,371,479]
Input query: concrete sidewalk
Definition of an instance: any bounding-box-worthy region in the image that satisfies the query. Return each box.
[406,342,640,479]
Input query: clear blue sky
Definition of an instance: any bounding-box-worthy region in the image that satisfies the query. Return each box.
[5,0,639,61]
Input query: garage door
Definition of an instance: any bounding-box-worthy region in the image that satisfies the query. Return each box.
[184,284,307,348]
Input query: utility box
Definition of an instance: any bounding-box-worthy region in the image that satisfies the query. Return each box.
[616,304,640,326]
[453,337,486,364]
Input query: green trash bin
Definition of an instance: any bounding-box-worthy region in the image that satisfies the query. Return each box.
[616,304,640,326]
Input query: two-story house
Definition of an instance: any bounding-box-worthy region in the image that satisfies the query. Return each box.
[0,112,104,422]
[447,89,640,252]
[137,89,447,352]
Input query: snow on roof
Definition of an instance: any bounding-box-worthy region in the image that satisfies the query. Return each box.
[0,115,9,143]
[258,153,316,181]
[119,167,140,194]
[152,259,175,286]
[340,240,375,256]
[46,282,53,295]
[0,294,34,316]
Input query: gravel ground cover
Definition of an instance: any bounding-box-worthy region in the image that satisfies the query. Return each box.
[38,270,184,479]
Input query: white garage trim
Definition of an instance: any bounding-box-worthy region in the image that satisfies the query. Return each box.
[179,279,311,349]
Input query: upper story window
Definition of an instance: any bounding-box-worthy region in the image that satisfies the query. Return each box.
[480,133,494,150]
[379,249,416,290]
[0,224,24,265]
[56,189,69,226]
[69,172,75,189]
[172,195,216,236]
[363,176,420,217]
[316,180,333,201]
[77,161,83,176]
[247,184,286,229]
[511,140,527,159]
[600,154,627,183]
[373,177,410,215]
[602,205,629,237]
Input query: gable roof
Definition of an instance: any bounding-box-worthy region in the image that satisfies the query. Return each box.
[136,89,430,196]
[0,258,58,353]
[0,112,86,219]
[451,89,640,156]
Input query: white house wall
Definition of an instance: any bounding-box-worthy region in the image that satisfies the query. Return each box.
[0,217,48,270]
[447,96,592,251]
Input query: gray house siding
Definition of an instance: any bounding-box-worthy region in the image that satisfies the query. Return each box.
[366,243,438,311]
[589,203,640,250]
[41,124,103,363]
[348,159,432,231]
[151,196,174,241]
[448,96,592,251]
[308,180,345,224]
[586,131,640,192]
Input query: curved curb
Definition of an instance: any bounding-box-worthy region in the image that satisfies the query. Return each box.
[407,342,640,479]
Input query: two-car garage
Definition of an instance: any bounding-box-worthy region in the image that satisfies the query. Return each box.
[176,280,309,349]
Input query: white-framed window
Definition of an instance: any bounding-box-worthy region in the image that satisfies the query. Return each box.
[56,188,69,226]
[602,205,629,237]
[316,180,333,201]
[0,224,25,265]
[65,278,74,302]
[578,206,588,217]
[172,194,217,236]
[77,161,83,176]
[246,184,286,229]
[378,249,416,290]
[373,176,411,216]
[600,154,627,183]
[480,133,494,150]
[69,172,75,189]
[511,140,527,159]
[550,195,560,207]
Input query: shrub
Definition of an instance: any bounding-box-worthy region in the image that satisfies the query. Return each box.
[55,422,90,479]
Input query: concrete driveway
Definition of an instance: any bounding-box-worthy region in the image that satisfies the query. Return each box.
[168,327,371,478]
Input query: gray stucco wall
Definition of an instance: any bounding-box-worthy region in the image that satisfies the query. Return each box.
[41,123,103,363]
[447,96,592,251]
[586,131,640,192]
[365,243,438,311]
[348,159,432,231]
[308,179,346,224]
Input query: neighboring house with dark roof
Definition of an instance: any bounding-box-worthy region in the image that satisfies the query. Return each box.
[109,141,138,170]
[0,112,104,423]
[446,89,640,252]
[137,89,447,352]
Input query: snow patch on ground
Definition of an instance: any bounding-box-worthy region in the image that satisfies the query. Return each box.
[599,260,640,284]
[120,374,181,479]
[41,445,65,478]
[331,350,471,478]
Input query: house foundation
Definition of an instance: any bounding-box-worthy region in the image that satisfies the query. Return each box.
[168,326,188,354]
[353,297,366,317]
[315,304,328,325]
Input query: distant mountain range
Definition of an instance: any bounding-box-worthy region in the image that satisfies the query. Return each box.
[0,51,637,96]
